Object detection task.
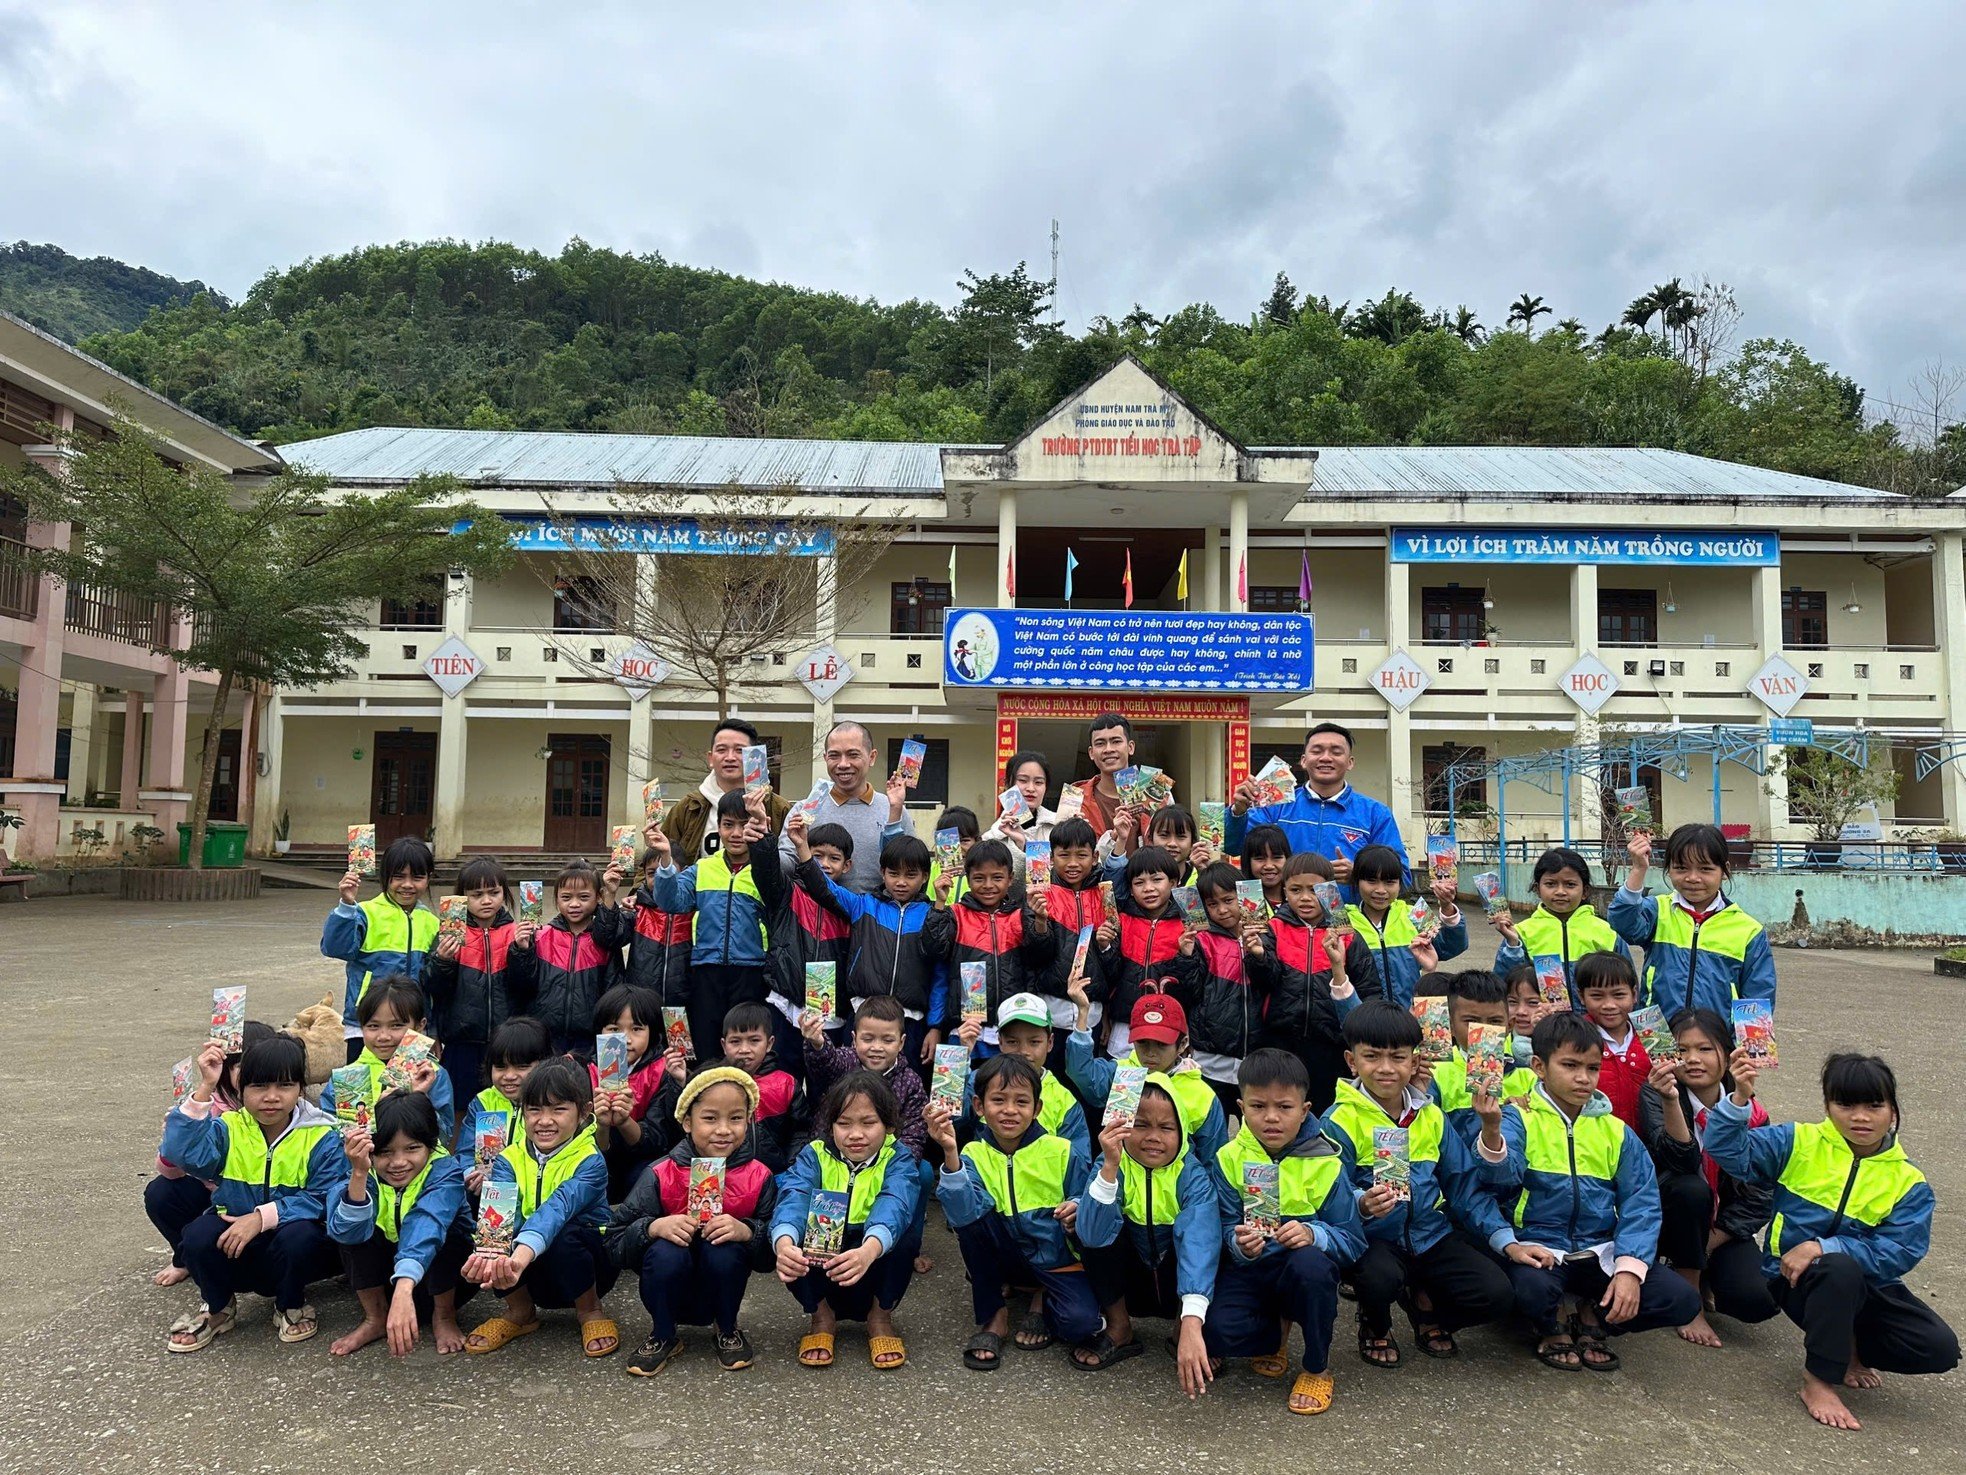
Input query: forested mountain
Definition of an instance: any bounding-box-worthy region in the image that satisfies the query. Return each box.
[0,242,226,343]
[44,237,1965,494]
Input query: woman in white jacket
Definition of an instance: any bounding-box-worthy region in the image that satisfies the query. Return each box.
[982,750,1058,874]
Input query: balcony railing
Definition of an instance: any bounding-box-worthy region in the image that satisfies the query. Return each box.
[0,535,36,621]
[64,572,165,647]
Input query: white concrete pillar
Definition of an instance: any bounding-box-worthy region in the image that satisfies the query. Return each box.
[250,691,285,853]
[64,683,95,803]
[1931,532,1966,829]
[433,698,468,862]
[996,491,1017,610]
[1203,526,1223,612]
[1750,563,1784,654]
[808,554,840,762]
[1386,559,1411,651]
[1570,563,1600,652]
[1227,492,1250,613]
[5,478,71,860]
[141,614,193,842]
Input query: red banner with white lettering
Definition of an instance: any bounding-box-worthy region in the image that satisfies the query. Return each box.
[1227,720,1251,794]
[995,716,1019,786]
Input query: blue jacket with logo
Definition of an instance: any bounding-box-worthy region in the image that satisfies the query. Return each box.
[160,1096,348,1223]
[652,852,768,969]
[1075,1073,1220,1310]
[326,1151,471,1285]
[1486,1087,1662,1265]
[321,896,440,1031]
[1607,887,1776,1019]
[1323,1080,1510,1254]
[1225,784,1411,896]
[1212,1115,1367,1266]
[936,1120,1090,1271]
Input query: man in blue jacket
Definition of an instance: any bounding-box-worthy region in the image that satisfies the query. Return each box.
[1225,723,1410,895]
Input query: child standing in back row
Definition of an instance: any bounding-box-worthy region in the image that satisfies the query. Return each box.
[1491,846,1630,1004]
[323,836,440,1063]
[1611,823,1776,1018]
[426,856,535,1115]
[1347,845,1466,1009]
[514,860,632,1056]
[645,793,773,1061]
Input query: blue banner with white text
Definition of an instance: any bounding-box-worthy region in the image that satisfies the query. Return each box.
[1390,528,1778,566]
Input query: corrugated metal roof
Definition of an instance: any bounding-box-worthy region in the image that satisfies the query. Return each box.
[1295,446,1900,502]
[280,425,943,493]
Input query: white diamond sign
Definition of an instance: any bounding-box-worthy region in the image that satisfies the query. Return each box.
[1368,649,1430,711]
[421,636,483,698]
[1746,654,1808,716]
[794,642,856,702]
[611,643,670,700]
[1556,653,1620,714]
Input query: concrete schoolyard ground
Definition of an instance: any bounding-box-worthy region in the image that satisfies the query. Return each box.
[2,890,1961,1474]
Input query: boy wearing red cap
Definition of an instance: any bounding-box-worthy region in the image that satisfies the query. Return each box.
[1062,975,1228,1168]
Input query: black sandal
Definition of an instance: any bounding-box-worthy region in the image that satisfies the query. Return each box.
[1534,1333,1582,1371]
[1013,1309,1054,1351]
[1071,1331,1145,1371]
[1357,1324,1402,1369]
[1405,1308,1458,1359]
[963,1330,1004,1371]
[1573,1326,1620,1373]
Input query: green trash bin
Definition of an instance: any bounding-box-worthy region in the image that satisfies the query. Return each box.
[176,821,250,868]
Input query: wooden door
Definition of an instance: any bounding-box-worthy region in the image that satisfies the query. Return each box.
[208,729,242,822]
[371,732,437,849]
[544,733,610,853]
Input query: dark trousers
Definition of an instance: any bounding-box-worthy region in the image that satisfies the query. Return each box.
[767,1005,806,1088]
[687,964,767,1067]
[1205,1244,1342,1374]
[182,1211,333,1314]
[340,1226,475,1306]
[1705,1237,1780,1322]
[440,1045,485,1129]
[1507,1255,1701,1337]
[1350,1231,1514,1337]
[1771,1252,1961,1385]
[638,1237,754,1339]
[346,1038,365,1065]
[1083,1236,1181,1321]
[901,1017,931,1085]
[790,1226,921,1320]
[1656,1171,1717,1267]
[516,1223,617,1309]
[950,1217,1101,1344]
[144,1175,212,1267]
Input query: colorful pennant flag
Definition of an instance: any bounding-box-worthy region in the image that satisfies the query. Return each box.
[1123,549,1134,609]
[1298,550,1313,610]
[1236,552,1248,606]
[1064,547,1079,605]
[1176,549,1189,603]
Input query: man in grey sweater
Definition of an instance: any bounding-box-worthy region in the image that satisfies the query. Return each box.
[779,719,910,892]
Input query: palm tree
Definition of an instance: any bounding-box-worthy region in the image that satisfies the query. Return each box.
[1507,293,1551,332]
[1649,278,1690,348]
[1557,317,1585,335]
[1447,305,1486,345]
[1622,292,1660,334]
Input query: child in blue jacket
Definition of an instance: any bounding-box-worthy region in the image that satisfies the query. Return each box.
[1486,1012,1700,1371]
[1204,1048,1366,1417]
[646,791,772,1062]
[1075,1074,1219,1390]
[323,835,440,1061]
[460,1057,617,1360]
[1323,1001,1513,1364]
[1346,844,1468,1009]
[1610,823,1776,1018]
[326,1088,475,1357]
[1702,1048,1958,1431]
[161,1033,347,1352]
[770,1069,924,1370]
[930,1053,1098,1368]
[318,975,454,1139]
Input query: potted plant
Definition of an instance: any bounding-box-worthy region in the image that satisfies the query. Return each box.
[1765,748,1900,871]
[1938,945,1966,981]
[274,809,292,857]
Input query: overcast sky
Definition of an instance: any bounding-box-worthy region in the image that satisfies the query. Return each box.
[4,1,1961,419]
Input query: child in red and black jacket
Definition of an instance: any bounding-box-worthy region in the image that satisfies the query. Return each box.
[515,860,633,1056]
[1577,951,1651,1129]
[922,839,1057,1051]
[1167,861,1274,1116]
[589,985,672,1201]
[608,1066,778,1376]
[427,856,536,1117]
[1096,845,1188,1061]
[751,813,856,1078]
[649,1002,810,1174]
[1041,818,1113,1065]
[1254,852,1378,1114]
[624,844,692,1013]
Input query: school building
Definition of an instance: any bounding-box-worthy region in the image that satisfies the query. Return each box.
[0,311,279,862]
[7,345,1966,867]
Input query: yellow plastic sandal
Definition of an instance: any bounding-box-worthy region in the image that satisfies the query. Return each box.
[1288,1370,1334,1415]
[798,1333,835,1368]
[464,1316,540,1355]
[868,1335,907,1370]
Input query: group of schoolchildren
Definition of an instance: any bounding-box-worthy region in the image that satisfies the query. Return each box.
[146,715,1957,1430]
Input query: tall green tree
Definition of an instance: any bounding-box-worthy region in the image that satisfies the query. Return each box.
[950,262,1055,392]
[3,423,512,866]
[1507,294,1552,332]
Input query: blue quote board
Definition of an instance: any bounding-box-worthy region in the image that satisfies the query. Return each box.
[1768,718,1815,746]
[453,515,835,556]
[942,609,1314,692]
[1390,528,1778,566]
